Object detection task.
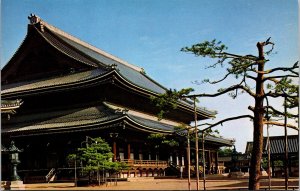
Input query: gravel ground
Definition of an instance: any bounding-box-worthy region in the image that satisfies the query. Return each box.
[21,177,299,190]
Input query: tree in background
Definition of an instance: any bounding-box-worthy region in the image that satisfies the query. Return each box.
[218,147,233,157]
[151,38,298,190]
[68,137,127,183]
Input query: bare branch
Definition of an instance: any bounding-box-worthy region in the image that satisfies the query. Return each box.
[197,115,254,131]
[264,121,299,131]
[246,74,257,81]
[182,84,256,98]
[204,72,232,84]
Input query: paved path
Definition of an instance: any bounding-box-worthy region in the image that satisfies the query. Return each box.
[22,177,299,190]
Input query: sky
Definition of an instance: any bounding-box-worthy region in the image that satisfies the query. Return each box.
[1,0,299,152]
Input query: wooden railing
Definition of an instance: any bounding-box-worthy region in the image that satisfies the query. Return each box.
[121,159,168,168]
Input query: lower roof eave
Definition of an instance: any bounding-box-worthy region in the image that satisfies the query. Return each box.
[2,115,175,137]
[2,120,124,138]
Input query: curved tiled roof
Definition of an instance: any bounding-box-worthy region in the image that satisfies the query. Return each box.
[2,103,174,135]
[40,28,99,67]
[2,99,230,146]
[127,114,174,133]
[2,16,216,118]
[245,135,299,155]
[2,68,108,95]
[43,26,167,94]
[37,19,216,117]
[2,105,123,133]
[175,129,233,146]
[263,135,299,154]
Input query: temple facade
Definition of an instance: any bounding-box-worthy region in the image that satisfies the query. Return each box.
[1,15,232,182]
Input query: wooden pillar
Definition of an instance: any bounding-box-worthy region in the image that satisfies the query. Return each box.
[288,157,292,176]
[113,141,117,162]
[208,150,211,174]
[127,143,131,159]
[271,159,275,177]
[215,151,219,174]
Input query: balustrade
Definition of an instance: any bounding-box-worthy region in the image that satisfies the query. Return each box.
[121,159,168,168]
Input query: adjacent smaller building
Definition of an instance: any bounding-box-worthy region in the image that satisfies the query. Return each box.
[245,135,299,177]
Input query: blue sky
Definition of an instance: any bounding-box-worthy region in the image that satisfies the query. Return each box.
[1,0,299,152]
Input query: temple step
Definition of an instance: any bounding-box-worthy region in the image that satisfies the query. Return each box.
[127,177,154,182]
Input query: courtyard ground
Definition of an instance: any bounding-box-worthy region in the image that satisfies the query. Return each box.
[22,176,299,190]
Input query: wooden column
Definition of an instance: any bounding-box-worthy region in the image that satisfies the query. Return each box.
[208,150,211,174]
[113,141,117,162]
[271,160,275,177]
[215,151,219,174]
[127,143,131,159]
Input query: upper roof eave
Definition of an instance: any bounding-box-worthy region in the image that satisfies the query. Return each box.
[3,14,217,120]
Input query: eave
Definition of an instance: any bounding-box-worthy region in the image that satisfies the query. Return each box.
[1,69,113,99]
[2,103,175,137]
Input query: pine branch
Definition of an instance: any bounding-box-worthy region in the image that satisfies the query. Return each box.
[182,84,256,98]
[245,74,257,81]
[255,61,299,75]
[221,52,258,61]
[203,72,232,84]
[265,91,298,99]
[263,121,299,131]
[264,105,298,118]
[198,115,254,131]
[263,75,299,82]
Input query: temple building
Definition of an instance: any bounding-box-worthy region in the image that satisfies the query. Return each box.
[1,15,232,182]
[245,135,299,177]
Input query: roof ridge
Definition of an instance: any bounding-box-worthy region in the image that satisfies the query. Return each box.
[35,17,143,73]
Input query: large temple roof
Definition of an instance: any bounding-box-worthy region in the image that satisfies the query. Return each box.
[2,101,232,146]
[1,15,216,119]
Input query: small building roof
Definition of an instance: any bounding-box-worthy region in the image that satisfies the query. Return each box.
[245,135,299,155]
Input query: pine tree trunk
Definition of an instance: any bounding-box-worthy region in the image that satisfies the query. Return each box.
[248,42,265,190]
